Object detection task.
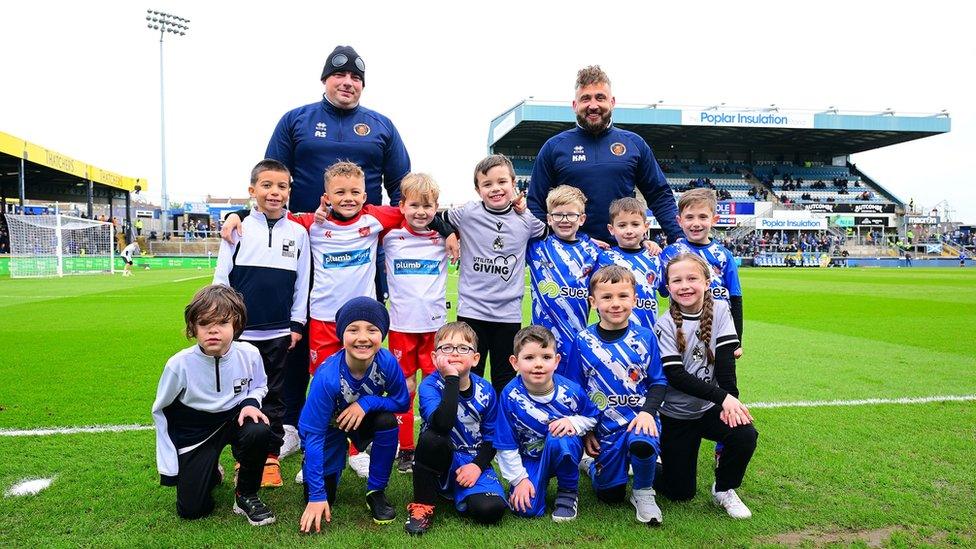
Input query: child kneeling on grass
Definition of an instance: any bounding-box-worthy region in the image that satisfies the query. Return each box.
[653,253,758,519]
[298,296,410,533]
[405,321,508,535]
[494,326,599,522]
[567,265,668,525]
[152,285,276,525]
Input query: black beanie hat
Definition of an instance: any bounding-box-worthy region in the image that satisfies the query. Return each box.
[321,45,365,86]
[335,296,389,340]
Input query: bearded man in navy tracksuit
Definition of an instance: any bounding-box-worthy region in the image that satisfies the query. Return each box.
[528,65,682,245]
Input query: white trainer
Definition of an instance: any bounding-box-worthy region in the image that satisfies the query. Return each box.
[579,455,594,475]
[279,425,301,459]
[712,483,752,519]
[294,467,304,484]
[630,488,663,525]
[348,452,371,479]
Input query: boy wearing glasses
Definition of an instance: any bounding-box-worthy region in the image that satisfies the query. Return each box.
[404,322,507,535]
[527,185,601,373]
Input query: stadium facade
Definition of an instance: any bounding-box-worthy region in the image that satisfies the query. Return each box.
[488,101,952,260]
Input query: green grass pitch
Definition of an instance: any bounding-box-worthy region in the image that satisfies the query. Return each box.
[1,267,974,547]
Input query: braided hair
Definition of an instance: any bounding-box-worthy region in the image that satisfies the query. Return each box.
[665,253,715,363]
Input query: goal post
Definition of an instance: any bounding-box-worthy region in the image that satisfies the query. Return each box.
[5,214,116,278]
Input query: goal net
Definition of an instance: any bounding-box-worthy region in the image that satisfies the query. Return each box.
[5,214,115,278]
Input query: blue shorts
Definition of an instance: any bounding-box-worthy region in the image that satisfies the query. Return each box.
[438,451,506,512]
[589,424,660,491]
[509,434,583,518]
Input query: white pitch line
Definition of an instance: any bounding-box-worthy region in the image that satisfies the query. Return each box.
[3,395,975,437]
[172,274,212,283]
[0,424,153,437]
[748,394,976,409]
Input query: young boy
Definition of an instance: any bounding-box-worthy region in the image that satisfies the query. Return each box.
[527,185,601,370]
[213,159,311,488]
[298,296,410,532]
[152,285,275,525]
[121,240,140,276]
[446,154,547,395]
[566,265,668,525]
[385,173,449,475]
[659,188,743,353]
[494,326,599,522]
[596,197,664,330]
[405,321,508,535]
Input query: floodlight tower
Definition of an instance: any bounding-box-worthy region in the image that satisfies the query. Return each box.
[146,9,190,236]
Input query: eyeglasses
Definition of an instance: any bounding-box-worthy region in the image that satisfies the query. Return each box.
[548,213,582,222]
[435,344,475,355]
[331,53,365,72]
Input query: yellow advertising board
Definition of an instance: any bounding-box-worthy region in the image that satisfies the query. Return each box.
[0,130,147,192]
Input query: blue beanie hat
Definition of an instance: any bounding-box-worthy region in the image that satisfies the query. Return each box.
[335,296,389,340]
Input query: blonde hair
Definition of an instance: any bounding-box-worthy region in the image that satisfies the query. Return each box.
[608,197,645,223]
[434,321,478,349]
[588,264,636,295]
[664,253,715,364]
[546,185,586,213]
[400,172,440,205]
[678,188,717,215]
[184,285,247,340]
[323,160,365,189]
[576,65,611,90]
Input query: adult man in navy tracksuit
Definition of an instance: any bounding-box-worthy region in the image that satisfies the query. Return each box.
[528,65,682,244]
[264,45,411,458]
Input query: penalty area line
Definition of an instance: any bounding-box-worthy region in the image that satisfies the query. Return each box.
[172,274,212,283]
[2,395,975,437]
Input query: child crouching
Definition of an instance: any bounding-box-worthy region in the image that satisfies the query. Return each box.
[405,321,508,535]
[152,285,275,525]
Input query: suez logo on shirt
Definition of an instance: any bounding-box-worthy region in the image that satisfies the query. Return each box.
[322,248,371,269]
[393,259,440,275]
[588,390,645,411]
[537,279,587,299]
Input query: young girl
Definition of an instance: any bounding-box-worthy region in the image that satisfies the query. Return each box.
[653,253,758,519]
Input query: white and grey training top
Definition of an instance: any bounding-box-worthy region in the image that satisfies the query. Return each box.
[448,201,545,323]
[655,299,739,420]
[151,341,268,482]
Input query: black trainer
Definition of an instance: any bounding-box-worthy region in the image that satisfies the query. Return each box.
[233,492,276,526]
[396,449,415,474]
[365,489,396,524]
[404,502,434,535]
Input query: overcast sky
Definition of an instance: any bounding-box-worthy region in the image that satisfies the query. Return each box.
[2,1,974,222]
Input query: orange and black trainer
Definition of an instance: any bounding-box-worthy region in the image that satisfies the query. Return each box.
[404,502,434,535]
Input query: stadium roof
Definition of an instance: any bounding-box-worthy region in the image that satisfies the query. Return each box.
[0,130,147,194]
[488,102,951,157]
